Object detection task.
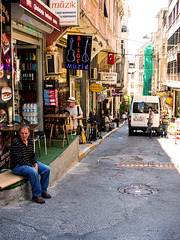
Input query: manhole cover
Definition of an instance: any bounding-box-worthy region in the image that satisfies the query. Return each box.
[117,184,158,196]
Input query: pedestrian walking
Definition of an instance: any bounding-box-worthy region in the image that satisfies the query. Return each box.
[161,110,170,138]
[10,125,51,204]
[147,106,154,138]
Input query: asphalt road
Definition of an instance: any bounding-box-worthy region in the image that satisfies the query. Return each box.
[0,122,180,240]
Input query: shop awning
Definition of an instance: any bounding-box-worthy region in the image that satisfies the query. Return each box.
[11,0,60,33]
[161,81,180,89]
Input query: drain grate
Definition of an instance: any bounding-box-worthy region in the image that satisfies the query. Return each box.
[117,184,158,196]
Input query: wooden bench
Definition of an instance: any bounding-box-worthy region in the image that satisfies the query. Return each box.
[0,170,25,190]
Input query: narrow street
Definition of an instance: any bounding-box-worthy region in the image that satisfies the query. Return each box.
[1,123,180,240]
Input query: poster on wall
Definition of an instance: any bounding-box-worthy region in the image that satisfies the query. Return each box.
[66,35,92,71]
[0,1,12,170]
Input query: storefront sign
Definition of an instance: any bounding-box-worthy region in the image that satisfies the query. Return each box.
[90,83,103,92]
[50,0,78,26]
[66,35,92,71]
[100,73,117,84]
[102,84,116,88]
[156,93,165,97]
[20,0,60,30]
[166,97,173,106]
[112,92,122,96]
[97,94,107,102]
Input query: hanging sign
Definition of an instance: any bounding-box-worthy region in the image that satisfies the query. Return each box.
[90,83,103,92]
[66,35,92,71]
[100,72,117,84]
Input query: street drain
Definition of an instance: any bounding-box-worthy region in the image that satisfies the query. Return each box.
[117,184,158,196]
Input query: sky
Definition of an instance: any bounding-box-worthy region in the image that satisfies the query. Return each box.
[128,0,169,59]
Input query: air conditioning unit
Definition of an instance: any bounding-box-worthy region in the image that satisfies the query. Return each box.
[91,68,97,79]
[46,54,62,74]
[76,70,82,77]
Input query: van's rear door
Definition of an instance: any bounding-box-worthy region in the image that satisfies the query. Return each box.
[131,102,159,128]
[131,102,148,127]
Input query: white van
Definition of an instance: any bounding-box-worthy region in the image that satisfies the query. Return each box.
[128,96,161,135]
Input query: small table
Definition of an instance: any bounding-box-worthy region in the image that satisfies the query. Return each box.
[43,114,71,148]
[1,124,40,140]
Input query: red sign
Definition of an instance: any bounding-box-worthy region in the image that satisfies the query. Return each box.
[20,0,60,30]
[112,92,122,96]
[108,52,114,64]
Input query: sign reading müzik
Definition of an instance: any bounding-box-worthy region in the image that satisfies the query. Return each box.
[66,35,92,71]
[100,73,117,84]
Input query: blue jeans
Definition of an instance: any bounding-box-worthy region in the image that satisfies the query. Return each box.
[161,124,168,137]
[12,162,50,197]
[147,123,153,138]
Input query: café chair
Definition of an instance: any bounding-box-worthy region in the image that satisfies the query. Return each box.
[59,110,73,139]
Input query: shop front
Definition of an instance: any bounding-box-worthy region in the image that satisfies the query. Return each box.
[0,0,60,170]
[11,0,60,128]
[175,91,180,117]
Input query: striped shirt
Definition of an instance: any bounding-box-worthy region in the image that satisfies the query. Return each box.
[10,137,37,169]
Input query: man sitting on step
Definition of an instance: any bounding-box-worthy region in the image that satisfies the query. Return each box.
[10,125,51,204]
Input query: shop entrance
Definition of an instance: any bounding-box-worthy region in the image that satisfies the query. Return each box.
[14,41,38,122]
[12,33,43,128]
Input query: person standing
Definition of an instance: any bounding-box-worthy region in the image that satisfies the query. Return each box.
[161,110,170,138]
[66,97,83,134]
[10,125,51,204]
[147,106,154,138]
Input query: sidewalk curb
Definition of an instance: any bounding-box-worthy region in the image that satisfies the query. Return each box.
[79,122,125,161]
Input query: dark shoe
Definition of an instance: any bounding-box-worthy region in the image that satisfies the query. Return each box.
[32,196,45,204]
[41,192,51,199]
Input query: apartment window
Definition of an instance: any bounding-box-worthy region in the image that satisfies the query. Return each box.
[167,62,171,74]
[104,0,108,18]
[131,83,134,88]
[129,63,135,68]
[177,1,179,16]
[99,0,103,10]
[169,12,172,26]
[178,64,180,74]
[122,25,127,32]
[174,61,177,74]
[173,7,176,21]
[170,62,173,74]
[82,0,86,8]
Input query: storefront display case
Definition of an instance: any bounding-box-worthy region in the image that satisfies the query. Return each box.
[17,48,37,104]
